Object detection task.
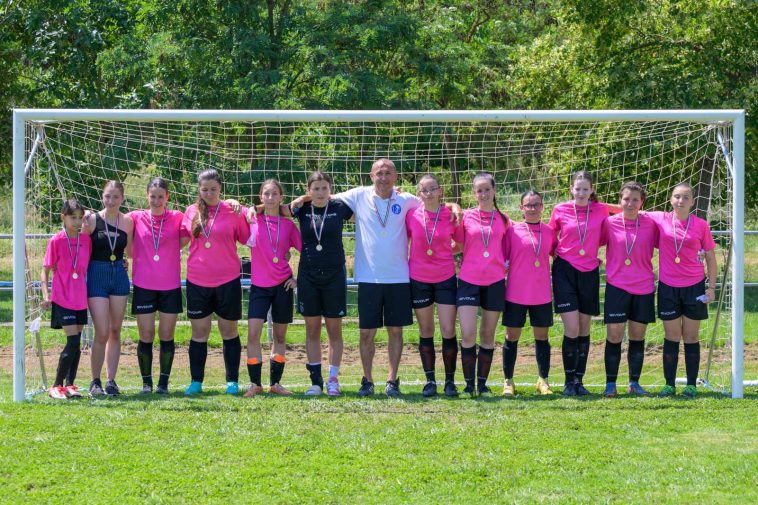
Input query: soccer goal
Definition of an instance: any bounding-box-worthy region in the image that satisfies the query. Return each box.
[12,109,746,400]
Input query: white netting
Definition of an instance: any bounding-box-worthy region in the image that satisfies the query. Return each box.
[21,116,738,396]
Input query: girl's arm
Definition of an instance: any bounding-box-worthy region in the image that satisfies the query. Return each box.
[40,266,52,309]
[704,249,718,303]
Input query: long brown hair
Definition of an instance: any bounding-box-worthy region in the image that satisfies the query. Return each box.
[570,170,598,202]
[192,169,223,238]
[473,172,509,227]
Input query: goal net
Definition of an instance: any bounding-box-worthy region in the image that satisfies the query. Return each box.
[12,110,746,399]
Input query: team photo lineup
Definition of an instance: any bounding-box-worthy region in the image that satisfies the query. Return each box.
[41,156,719,401]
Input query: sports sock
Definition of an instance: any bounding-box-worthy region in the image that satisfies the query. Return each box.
[575,335,591,383]
[137,340,153,387]
[66,332,82,386]
[247,357,262,386]
[461,344,477,388]
[158,339,175,389]
[662,338,680,387]
[328,365,339,379]
[222,336,241,383]
[535,339,551,379]
[502,340,518,380]
[562,336,578,384]
[604,340,622,383]
[54,334,80,387]
[684,342,700,387]
[477,346,494,390]
[306,362,324,388]
[627,339,645,382]
[188,340,208,383]
[270,354,286,386]
[419,336,436,383]
[442,337,458,383]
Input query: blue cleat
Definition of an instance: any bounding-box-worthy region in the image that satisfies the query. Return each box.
[225,381,239,395]
[603,382,618,398]
[627,381,648,396]
[184,381,203,396]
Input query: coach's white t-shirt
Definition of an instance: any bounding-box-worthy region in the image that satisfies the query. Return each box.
[335,186,420,284]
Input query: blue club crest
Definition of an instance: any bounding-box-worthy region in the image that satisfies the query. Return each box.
[391,204,402,215]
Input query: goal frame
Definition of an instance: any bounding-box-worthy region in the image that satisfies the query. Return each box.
[11,108,746,400]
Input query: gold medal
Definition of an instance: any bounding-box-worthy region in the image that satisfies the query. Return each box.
[534,260,540,268]
[483,251,490,258]
[153,254,160,262]
[427,248,433,256]
[204,241,211,249]
[625,258,631,266]
[273,257,279,264]
[579,249,585,256]
[675,256,681,264]
[109,254,116,261]
[316,244,323,252]
[72,273,79,280]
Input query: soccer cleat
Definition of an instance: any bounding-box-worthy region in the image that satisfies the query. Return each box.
[462,384,476,398]
[603,382,618,398]
[562,383,577,396]
[269,383,293,396]
[105,380,120,396]
[140,383,153,395]
[225,381,240,395]
[89,379,105,397]
[48,385,68,400]
[658,385,676,397]
[574,382,591,396]
[64,384,82,398]
[444,381,459,397]
[357,377,375,397]
[243,384,264,398]
[304,384,323,396]
[682,385,697,398]
[627,381,648,396]
[502,378,516,397]
[385,379,401,398]
[155,385,169,395]
[184,381,203,396]
[478,385,494,398]
[326,377,341,397]
[422,381,438,397]
[535,377,553,395]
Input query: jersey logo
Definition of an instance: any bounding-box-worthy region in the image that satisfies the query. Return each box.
[391,204,402,215]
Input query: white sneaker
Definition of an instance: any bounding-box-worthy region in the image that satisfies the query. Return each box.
[304,384,322,396]
[326,376,341,396]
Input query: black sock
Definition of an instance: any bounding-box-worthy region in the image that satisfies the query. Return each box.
[535,339,551,379]
[575,335,590,383]
[158,339,175,389]
[247,359,262,386]
[461,345,477,388]
[54,335,80,387]
[442,337,458,383]
[502,340,518,380]
[562,336,578,384]
[477,346,494,390]
[137,340,153,387]
[188,340,208,383]
[684,342,700,386]
[419,337,436,383]
[604,340,622,383]
[270,357,286,386]
[306,363,324,388]
[222,336,241,383]
[662,339,680,387]
[627,339,645,382]
[66,333,82,386]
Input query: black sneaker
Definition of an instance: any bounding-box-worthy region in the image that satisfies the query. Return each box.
[105,380,120,396]
[574,382,591,396]
[478,385,494,397]
[140,383,153,394]
[562,382,577,396]
[357,377,375,397]
[462,384,476,398]
[155,384,169,395]
[385,379,401,398]
[444,381,459,397]
[422,381,438,397]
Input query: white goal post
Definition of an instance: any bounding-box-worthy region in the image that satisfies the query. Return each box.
[12,109,746,400]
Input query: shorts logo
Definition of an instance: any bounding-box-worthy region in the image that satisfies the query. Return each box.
[413,298,431,304]
[135,304,154,310]
[459,296,476,301]
[608,312,626,317]
[391,204,402,215]
[660,310,677,316]
[557,303,571,308]
[187,310,203,315]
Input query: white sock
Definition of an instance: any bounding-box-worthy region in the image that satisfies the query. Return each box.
[329,365,339,378]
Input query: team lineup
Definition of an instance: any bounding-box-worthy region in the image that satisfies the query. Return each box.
[40,157,719,400]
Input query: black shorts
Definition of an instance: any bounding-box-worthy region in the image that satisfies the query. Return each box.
[456,278,505,312]
[297,267,347,318]
[131,285,183,315]
[357,283,413,329]
[248,281,294,324]
[186,277,242,321]
[51,302,88,329]
[502,301,553,328]
[552,256,600,316]
[603,283,655,324]
[657,279,709,321]
[410,275,457,309]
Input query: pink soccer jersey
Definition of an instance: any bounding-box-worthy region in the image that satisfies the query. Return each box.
[549,201,609,272]
[246,215,302,288]
[406,206,459,283]
[128,209,188,291]
[647,211,716,287]
[504,222,557,305]
[453,208,509,285]
[601,213,658,295]
[44,230,92,310]
[182,202,251,287]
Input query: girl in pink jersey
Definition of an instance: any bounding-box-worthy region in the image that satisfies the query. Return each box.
[549,171,610,396]
[41,199,92,399]
[502,191,558,396]
[599,182,659,397]
[647,183,717,398]
[453,172,510,397]
[243,179,301,397]
[128,177,190,394]
[183,169,251,396]
[406,174,462,397]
